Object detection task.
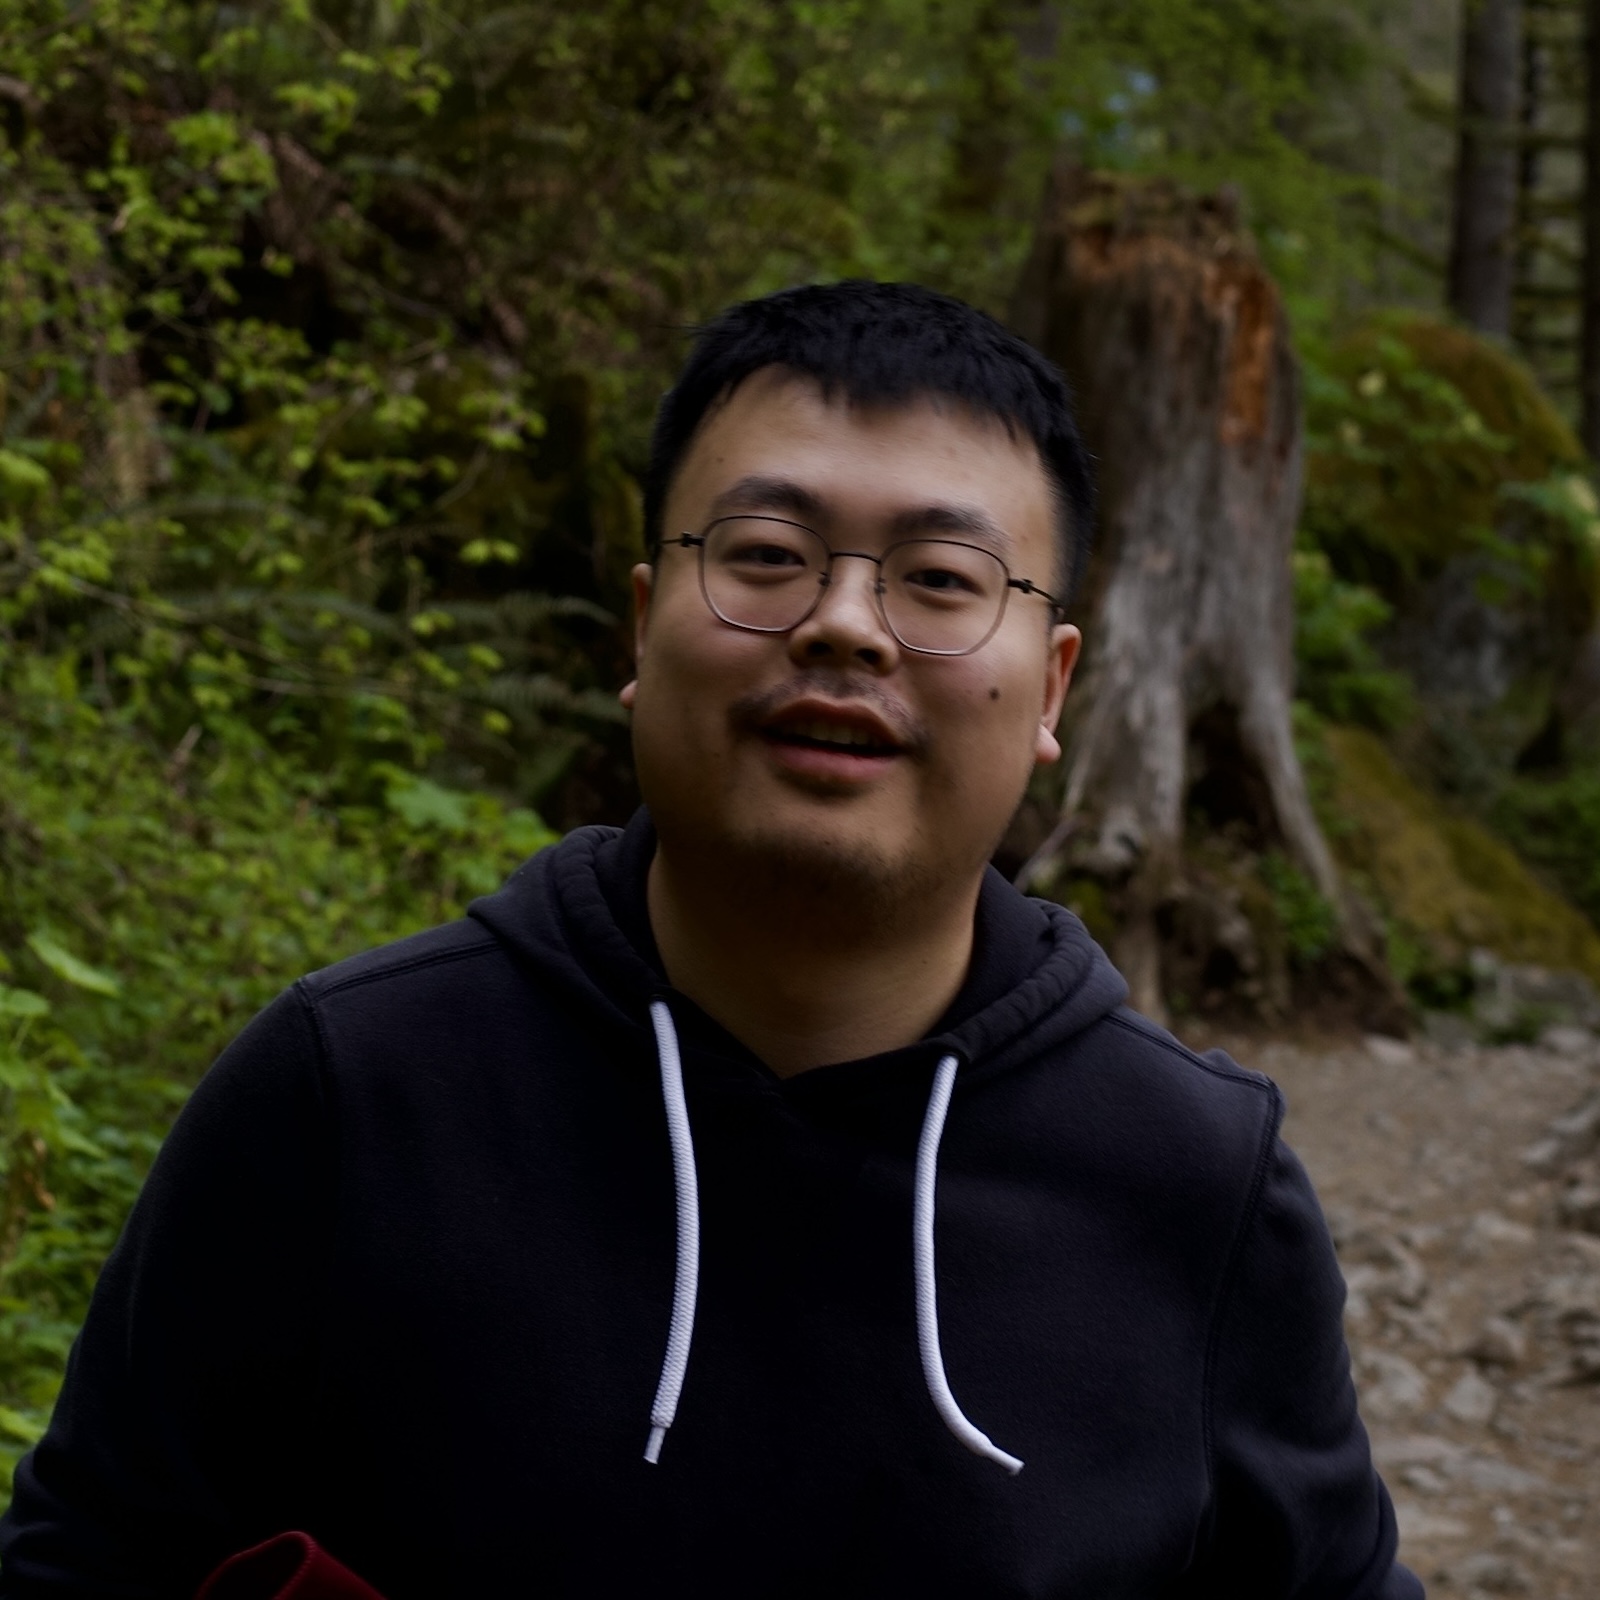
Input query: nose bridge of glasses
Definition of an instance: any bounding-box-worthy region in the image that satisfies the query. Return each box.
[821,547,888,590]
[800,545,895,650]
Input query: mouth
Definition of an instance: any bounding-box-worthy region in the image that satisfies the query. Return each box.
[754,700,910,782]
[763,716,903,757]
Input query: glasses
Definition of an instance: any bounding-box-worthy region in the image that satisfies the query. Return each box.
[662,516,1064,658]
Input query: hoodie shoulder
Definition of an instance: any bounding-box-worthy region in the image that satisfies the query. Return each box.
[298,917,502,1004]
[1029,1004,1286,1213]
[1103,1006,1280,1098]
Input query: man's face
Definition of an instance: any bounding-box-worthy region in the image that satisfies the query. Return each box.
[625,368,1080,910]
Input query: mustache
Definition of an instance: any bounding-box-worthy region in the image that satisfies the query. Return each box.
[728,671,928,754]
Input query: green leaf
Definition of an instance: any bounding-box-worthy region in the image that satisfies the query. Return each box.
[385,776,471,833]
[0,985,51,1019]
[26,933,122,997]
[0,450,51,492]
[0,1408,45,1447]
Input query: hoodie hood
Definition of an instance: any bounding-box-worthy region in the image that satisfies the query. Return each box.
[467,808,1129,1084]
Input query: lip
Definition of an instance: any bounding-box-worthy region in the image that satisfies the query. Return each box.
[753,696,909,786]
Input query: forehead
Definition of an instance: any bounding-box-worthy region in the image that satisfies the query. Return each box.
[666,368,1056,558]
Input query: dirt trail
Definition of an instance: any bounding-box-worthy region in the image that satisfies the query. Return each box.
[1197,1024,1600,1597]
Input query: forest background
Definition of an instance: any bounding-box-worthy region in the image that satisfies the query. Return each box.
[2,0,1600,1499]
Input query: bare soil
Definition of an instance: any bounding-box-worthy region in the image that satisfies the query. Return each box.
[1185,1022,1600,1597]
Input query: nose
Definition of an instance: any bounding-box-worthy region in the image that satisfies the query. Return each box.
[786,552,901,673]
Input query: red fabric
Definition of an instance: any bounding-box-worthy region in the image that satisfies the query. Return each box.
[195,1532,386,1600]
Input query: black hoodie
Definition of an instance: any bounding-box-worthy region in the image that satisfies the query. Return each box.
[0,815,1422,1599]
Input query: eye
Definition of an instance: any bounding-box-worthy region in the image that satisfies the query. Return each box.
[904,564,981,596]
[736,543,807,568]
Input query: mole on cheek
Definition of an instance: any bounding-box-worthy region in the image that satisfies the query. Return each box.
[989,687,1000,701]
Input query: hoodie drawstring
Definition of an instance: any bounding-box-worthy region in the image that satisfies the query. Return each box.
[644,999,700,1464]
[641,1007,1021,1476]
[913,1054,1024,1475]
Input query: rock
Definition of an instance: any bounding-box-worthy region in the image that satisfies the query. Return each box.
[1539,1024,1596,1058]
[1558,1182,1600,1234]
[1521,1089,1600,1172]
[1421,1009,1477,1051]
[1398,1461,1448,1494]
[1547,1091,1600,1147]
[1393,1504,1468,1543]
[1365,1034,1417,1068]
[1522,1135,1564,1174]
[1466,1315,1528,1368]
[1461,1212,1537,1258]
[1339,1229,1429,1307]
[1446,1551,1531,1593]
[1443,1369,1499,1425]
[1358,1351,1430,1418]
[1469,951,1600,1036]
[1371,1433,1465,1471]
[1455,1455,1545,1493]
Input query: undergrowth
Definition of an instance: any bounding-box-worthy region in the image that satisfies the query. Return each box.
[0,657,553,1497]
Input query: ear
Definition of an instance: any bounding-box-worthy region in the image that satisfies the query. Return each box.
[618,561,655,711]
[1034,623,1082,766]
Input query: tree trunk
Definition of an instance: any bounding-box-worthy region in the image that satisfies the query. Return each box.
[1582,0,1600,455]
[1011,168,1383,1024]
[1450,0,1523,337]
[1513,13,1543,330]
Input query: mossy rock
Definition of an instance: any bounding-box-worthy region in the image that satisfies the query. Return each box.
[1321,723,1600,986]
[1305,311,1591,601]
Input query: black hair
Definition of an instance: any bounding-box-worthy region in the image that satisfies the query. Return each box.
[643,279,1096,600]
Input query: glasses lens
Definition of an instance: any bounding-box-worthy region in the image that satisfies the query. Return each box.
[701,517,827,632]
[881,540,1007,654]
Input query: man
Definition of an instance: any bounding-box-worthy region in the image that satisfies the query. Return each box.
[0,281,1421,1597]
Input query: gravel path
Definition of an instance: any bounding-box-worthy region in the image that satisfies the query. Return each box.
[1205,1025,1600,1597]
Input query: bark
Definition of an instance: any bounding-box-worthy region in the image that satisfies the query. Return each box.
[1514,17,1543,315]
[1011,168,1385,1023]
[1449,0,1523,337]
[1582,0,1600,455]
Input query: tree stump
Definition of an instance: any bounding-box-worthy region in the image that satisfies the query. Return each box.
[1011,168,1380,1022]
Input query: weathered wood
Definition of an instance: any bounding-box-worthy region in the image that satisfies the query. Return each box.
[1012,169,1379,1021]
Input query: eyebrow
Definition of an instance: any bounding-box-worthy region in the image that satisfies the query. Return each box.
[707,475,827,523]
[708,474,1014,557]
[886,502,1012,556]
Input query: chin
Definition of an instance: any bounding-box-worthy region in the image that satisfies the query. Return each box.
[674,799,940,913]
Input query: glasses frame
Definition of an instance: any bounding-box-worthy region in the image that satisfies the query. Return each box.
[661,515,1066,659]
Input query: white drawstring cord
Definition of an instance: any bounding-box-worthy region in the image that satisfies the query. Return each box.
[641,1013,1018,1475]
[913,1053,1024,1475]
[644,999,700,1464]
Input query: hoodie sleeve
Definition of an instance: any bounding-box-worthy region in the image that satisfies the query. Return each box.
[1187,1111,1425,1600]
[0,986,333,1600]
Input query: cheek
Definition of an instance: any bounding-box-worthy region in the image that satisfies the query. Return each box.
[636,612,769,756]
[930,663,1042,775]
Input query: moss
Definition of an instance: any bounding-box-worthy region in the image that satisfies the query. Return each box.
[1390,316,1582,476]
[1320,724,1600,986]
[1048,876,1118,948]
[1304,312,1593,616]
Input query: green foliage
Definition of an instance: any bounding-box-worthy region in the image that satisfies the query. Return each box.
[1301,313,1597,611]
[1257,851,1337,966]
[0,653,554,1497]
[1291,547,1413,730]
[1044,0,1385,304]
[1491,764,1600,933]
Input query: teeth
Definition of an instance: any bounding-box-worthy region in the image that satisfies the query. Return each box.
[786,719,888,748]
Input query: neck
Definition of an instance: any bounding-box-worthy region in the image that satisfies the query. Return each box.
[646,845,980,1078]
